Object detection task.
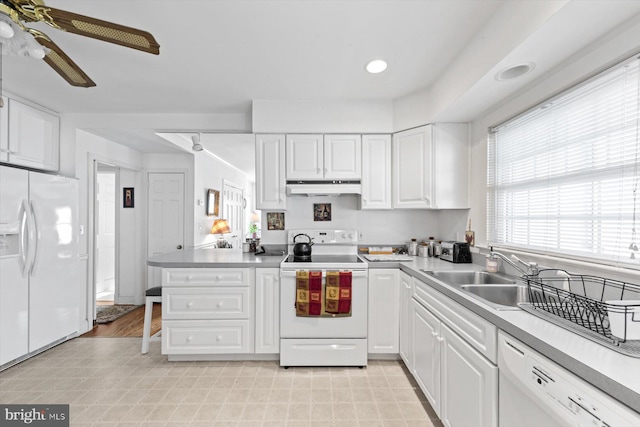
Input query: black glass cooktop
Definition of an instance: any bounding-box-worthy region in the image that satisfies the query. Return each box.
[283,255,364,264]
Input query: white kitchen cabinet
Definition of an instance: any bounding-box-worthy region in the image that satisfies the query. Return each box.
[0,96,8,163]
[286,134,361,180]
[393,125,432,208]
[162,268,254,355]
[256,134,286,210]
[7,98,59,171]
[360,134,391,209]
[368,268,400,354]
[412,276,498,427]
[392,123,468,209]
[399,270,413,369]
[255,268,280,354]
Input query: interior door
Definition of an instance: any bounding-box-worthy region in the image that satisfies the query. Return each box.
[147,172,185,289]
[223,180,244,247]
[95,171,116,302]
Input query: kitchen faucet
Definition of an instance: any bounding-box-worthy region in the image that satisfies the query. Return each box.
[489,250,539,276]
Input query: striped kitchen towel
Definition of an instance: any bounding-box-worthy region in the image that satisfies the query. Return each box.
[296,271,322,316]
[326,271,352,315]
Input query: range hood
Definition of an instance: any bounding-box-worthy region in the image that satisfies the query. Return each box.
[286,181,362,196]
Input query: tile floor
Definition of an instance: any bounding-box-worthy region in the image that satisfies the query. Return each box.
[0,338,444,426]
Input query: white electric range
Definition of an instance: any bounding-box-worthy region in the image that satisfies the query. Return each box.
[279,229,368,367]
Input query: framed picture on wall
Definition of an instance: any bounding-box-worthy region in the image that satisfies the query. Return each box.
[206,189,220,216]
[313,203,331,221]
[267,212,285,230]
[123,187,134,208]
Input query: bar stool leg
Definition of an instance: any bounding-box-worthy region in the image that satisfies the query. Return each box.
[141,297,154,354]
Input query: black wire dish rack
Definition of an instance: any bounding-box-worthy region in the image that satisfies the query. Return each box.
[520,269,640,356]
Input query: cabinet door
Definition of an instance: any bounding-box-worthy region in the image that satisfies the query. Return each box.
[361,135,391,209]
[256,134,286,210]
[255,268,280,354]
[399,271,413,369]
[412,299,441,415]
[392,125,432,208]
[8,99,59,171]
[286,134,323,180]
[0,96,8,162]
[440,324,498,427]
[367,269,399,353]
[432,123,469,209]
[0,257,28,365]
[323,134,362,180]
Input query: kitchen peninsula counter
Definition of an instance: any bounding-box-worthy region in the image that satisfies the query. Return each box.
[147,248,285,268]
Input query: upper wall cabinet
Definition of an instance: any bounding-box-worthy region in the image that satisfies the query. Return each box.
[256,134,286,210]
[5,99,60,172]
[0,96,8,163]
[360,134,391,209]
[392,124,468,209]
[286,134,362,181]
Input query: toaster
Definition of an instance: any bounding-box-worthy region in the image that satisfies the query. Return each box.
[440,241,472,263]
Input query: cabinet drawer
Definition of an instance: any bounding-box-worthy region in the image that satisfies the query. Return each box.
[163,287,250,319]
[413,277,497,363]
[163,268,250,286]
[162,320,252,354]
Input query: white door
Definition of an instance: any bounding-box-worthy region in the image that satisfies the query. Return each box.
[223,180,244,246]
[28,172,80,351]
[393,125,432,208]
[95,171,116,302]
[361,134,391,209]
[412,299,441,415]
[255,268,280,353]
[0,166,29,365]
[147,173,185,289]
[399,271,413,369]
[323,134,362,180]
[286,134,324,180]
[368,269,399,353]
[440,324,498,427]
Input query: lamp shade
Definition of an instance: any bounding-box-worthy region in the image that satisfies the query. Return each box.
[250,212,260,223]
[211,219,231,235]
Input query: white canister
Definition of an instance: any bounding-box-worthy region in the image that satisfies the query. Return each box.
[418,244,429,257]
[242,242,250,253]
[408,239,418,256]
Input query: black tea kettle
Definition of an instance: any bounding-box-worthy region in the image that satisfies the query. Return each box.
[293,233,314,257]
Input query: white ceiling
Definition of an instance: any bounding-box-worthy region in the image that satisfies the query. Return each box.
[2,1,640,171]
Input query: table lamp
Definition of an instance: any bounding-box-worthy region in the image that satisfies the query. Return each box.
[211,219,231,248]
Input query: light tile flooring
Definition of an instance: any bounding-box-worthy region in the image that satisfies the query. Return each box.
[0,338,444,427]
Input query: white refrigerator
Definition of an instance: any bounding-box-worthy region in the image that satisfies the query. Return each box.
[0,165,81,366]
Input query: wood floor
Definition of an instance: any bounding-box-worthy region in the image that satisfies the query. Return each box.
[82,302,162,338]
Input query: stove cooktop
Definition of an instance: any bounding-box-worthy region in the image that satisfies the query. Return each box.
[283,255,364,264]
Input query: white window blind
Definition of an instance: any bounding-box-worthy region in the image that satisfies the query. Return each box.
[488,56,640,265]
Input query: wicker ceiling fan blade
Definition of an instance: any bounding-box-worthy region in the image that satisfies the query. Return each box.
[30,30,96,87]
[33,5,160,55]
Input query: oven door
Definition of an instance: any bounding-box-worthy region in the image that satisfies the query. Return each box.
[280,269,368,338]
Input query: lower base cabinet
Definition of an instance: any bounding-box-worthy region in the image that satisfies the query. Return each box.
[399,271,413,369]
[412,284,497,427]
[368,269,400,353]
[255,268,280,353]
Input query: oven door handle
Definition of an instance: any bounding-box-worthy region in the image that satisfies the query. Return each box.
[280,270,368,278]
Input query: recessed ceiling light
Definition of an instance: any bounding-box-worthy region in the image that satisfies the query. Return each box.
[366,59,388,74]
[495,62,535,81]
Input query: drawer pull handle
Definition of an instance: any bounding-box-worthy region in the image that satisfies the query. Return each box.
[186,275,194,281]
[431,331,438,337]
[187,336,193,342]
[217,302,223,308]
[187,302,194,308]
[216,335,223,342]
[436,336,444,343]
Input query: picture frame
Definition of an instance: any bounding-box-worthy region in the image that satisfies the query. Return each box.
[267,212,285,230]
[123,187,134,208]
[206,189,220,216]
[313,203,331,221]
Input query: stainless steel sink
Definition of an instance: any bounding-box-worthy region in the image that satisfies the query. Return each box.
[422,270,518,286]
[461,284,529,309]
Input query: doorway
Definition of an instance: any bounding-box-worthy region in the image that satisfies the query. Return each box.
[95,164,118,306]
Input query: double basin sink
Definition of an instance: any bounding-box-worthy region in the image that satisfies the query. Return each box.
[421,270,526,310]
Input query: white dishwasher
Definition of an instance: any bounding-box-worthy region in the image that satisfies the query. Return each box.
[498,331,640,427]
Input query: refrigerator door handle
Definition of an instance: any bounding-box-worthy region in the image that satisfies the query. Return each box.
[18,199,30,277]
[26,200,39,275]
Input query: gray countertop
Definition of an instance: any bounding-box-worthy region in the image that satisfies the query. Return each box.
[147,249,640,412]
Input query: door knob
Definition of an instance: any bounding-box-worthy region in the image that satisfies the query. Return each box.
[177,245,183,249]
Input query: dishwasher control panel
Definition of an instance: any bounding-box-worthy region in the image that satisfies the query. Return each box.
[499,332,640,427]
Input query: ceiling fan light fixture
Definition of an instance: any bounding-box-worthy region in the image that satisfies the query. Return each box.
[0,20,14,39]
[27,46,45,59]
[191,134,203,152]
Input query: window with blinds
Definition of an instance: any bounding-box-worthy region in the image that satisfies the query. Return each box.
[487,56,640,265]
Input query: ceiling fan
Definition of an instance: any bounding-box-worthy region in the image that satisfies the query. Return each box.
[0,0,160,87]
